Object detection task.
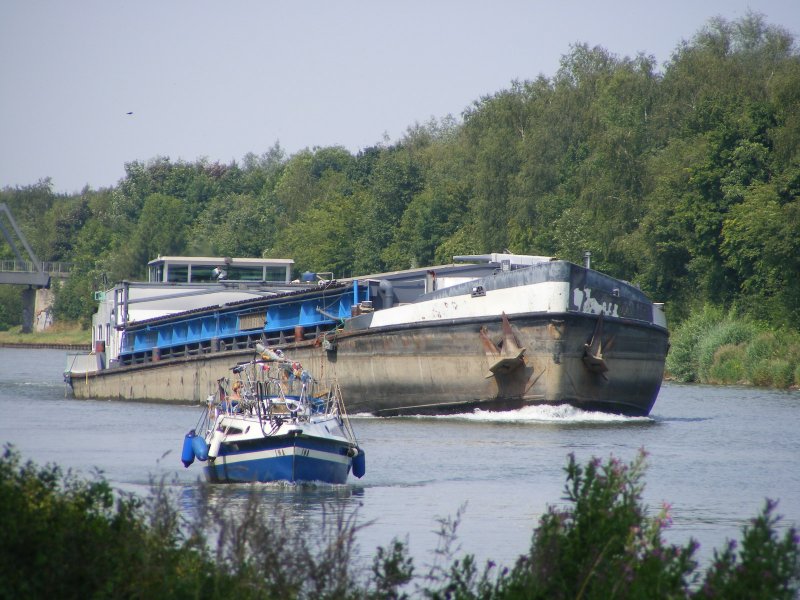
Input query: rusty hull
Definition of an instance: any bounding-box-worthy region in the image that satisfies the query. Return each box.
[69,310,668,417]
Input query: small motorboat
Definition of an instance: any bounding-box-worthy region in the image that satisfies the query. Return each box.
[181,346,365,484]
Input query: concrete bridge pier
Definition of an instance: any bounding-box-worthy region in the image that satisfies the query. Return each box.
[35,286,56,331]
[21,286,35,333]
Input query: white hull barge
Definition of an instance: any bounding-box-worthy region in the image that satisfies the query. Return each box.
[67,255,668,417]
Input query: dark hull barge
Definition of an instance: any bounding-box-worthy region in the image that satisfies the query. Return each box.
[66,255,668,417]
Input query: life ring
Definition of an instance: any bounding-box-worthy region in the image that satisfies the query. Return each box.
[285,398,301,413]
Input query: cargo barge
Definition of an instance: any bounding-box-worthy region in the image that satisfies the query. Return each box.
[65,253,668,416]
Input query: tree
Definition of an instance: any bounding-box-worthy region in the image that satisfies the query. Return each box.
[0,179,58,260]
[190,193,276,258]
[44,197,91,261]
[117,194,189,278]
[722,182,800,326]
[271,188,367,277]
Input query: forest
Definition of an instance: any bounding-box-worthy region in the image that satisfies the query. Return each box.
[1,14,799,336]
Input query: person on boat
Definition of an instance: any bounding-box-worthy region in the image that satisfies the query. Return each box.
[231,380,242,400]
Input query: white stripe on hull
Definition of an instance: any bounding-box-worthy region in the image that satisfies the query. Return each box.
[215,445,350,466]
[369,281,571,328]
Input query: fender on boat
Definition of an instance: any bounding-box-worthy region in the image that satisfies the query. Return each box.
[181,430,196,468]
[208,431,223,460]
[192,434,209,461]
[352,448,366,478]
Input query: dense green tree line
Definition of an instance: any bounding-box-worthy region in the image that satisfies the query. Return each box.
[1,14,798,331]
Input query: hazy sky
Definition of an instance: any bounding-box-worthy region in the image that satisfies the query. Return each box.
[1,1,798,194]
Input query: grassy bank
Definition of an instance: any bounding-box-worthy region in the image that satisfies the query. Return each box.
[0,323,90,347]
[666,307,800,389]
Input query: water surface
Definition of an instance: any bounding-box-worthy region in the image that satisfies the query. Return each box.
[1,347,798,570]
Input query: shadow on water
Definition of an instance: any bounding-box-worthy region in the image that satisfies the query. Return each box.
[175,479,372,564]
[177,479,366,518]
[654,416,714,423]
[180,480,364,509]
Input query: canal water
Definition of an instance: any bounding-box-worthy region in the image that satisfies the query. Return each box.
[2,347,798,573]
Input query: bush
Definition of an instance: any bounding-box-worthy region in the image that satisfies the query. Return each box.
[696,320,761,383]
[795,363,800,388]
[783,336,800,388]
[666,306,725,382]
[770,360,795,389]
[0,303,10,332]
[0,285,22,330]
[2,446,798,599]
[707,344,747,385]
[744,332,800,389]
[750,359,795,389]
[0,446,219,600]
[499,451,699,598]
[667,308,800,389]
[53,272,97,328]
[745,332,781,365]
[695,499,800,599]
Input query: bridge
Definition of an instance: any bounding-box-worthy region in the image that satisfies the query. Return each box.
[0,203,53,332]
[0,260,72,283]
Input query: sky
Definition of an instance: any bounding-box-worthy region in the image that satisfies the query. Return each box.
[1,1,798,194]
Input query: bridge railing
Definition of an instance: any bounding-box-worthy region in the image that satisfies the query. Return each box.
[0,260,73,275]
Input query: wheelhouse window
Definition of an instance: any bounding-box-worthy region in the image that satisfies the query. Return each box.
[189,265,218,282]
[226,266,264,281]
[147,257,294,284]
[149,264,164,282]
[265,266,288,282]
[166,266,189,282]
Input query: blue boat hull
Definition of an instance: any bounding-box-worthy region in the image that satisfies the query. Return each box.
[204,434,353,484]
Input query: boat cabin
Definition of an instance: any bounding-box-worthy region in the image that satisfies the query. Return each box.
[148,256,294,284]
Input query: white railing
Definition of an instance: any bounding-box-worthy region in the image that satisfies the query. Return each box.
[0,260,73,274]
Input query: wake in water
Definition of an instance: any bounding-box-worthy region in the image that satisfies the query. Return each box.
[353,404,652,424]
[440,404,652,424]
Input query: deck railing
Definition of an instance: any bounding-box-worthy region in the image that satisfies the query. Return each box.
[0,260,73,275]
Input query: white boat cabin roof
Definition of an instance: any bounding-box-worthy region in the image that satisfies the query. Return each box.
[147,256,295,284]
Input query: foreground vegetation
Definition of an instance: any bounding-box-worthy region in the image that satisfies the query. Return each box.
[1,446,797,599]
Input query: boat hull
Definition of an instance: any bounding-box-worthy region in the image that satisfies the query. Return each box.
[69,310,667,416]
[68,260,668,416]
[205,433,353,484]
[327,311,667,417]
